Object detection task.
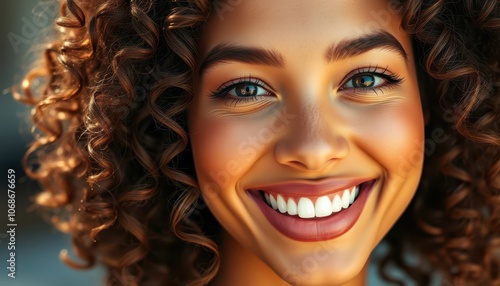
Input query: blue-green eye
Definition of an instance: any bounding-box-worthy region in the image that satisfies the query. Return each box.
[209,77,275,105]
[338,66,404,94]
[344,73,384,89]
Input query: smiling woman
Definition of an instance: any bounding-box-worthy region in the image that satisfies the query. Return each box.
[14,0,500,285]
[189,1,424,285]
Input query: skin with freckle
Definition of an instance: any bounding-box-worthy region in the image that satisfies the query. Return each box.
[188,0,424,285]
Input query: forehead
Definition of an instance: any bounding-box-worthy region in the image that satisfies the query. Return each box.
[199,0,408,56]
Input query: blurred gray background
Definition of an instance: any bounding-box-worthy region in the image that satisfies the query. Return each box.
[0,0,103,285]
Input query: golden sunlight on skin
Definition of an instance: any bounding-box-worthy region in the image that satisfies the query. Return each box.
[188,0,425,285]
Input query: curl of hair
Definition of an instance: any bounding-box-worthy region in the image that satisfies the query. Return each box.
[14,0,500,285]
[381,0,500,285]
[16,0,218,285]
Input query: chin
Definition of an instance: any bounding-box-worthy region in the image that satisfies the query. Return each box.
[276,254,369,286]
[240,177,414,286]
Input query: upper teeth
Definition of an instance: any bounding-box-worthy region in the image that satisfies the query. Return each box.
[263,185,359,219]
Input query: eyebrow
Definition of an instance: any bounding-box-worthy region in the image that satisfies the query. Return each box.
[198,30,407,76]
[325,31,408,62]
[198,44,285,76]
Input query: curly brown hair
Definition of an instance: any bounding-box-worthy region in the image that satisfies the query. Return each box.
[14,0,500,285]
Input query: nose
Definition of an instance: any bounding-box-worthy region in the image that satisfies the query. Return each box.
[274,103,349,172]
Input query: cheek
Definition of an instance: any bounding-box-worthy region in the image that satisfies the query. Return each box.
[189,112,272,193]
[190,119,242,191]
[356,100,425,178]
[353,99,424,244]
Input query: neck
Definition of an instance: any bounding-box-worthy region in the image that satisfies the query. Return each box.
[211,230,368,286]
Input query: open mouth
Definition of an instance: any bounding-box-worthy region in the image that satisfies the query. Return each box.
[260,184,360,219]
[247,179,378,241]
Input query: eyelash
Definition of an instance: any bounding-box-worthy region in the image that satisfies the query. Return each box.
[337,65,404,96]
[209,66,404,106]
[209,76,275,106]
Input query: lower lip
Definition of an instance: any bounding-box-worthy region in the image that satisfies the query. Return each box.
[248,180,377,242]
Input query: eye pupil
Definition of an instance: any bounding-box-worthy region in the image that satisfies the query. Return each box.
[236,84,257,97]
[353,74,375,88]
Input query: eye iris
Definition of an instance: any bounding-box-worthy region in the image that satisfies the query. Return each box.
[353,74,375,88]
[235,84,258,97]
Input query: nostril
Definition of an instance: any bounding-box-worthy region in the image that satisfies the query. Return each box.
[287,158,337,172]
[289,160,309,170]
[274,135,349,171]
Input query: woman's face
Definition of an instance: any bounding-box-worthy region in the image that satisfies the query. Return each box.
[188,0,424,284]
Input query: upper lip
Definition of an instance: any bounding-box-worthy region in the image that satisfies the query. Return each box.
[246,177,374,197]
